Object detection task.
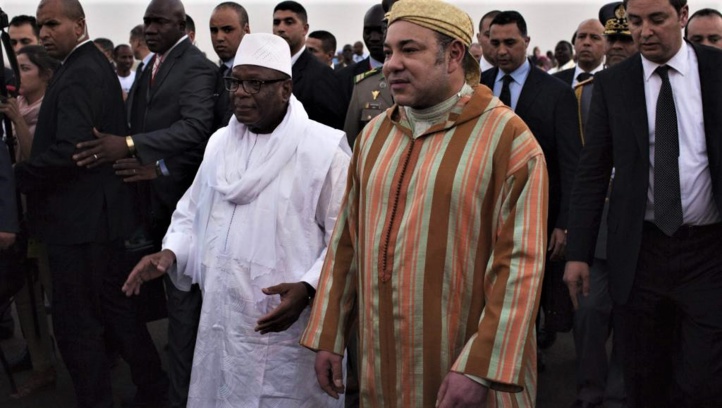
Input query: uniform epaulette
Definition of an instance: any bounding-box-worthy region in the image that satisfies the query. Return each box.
[354,67,382,84]
[574,77,595,89]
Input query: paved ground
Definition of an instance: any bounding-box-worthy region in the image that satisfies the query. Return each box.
[0,309,578,407]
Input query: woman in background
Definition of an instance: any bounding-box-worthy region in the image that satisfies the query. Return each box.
[0,44,60,398]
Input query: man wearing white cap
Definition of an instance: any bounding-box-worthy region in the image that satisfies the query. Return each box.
[122,32,350,408]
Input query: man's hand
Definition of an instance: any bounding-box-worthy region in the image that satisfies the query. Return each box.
[563,261,590,310]
[315,350,345,399]
[436,371,488,408]
[255,282,310,334]
[548,228,567,261]
[73,128,129,168]
[0,232,16,250]
[122,249,176,296]
[114,158,157,182]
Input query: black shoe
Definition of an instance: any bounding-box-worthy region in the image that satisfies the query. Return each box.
[121,376,169,408]
[570,400,603,408]
[537,327,557,350]
[9,346,33,373]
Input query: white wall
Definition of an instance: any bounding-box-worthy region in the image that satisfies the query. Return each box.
[2,0,720,63]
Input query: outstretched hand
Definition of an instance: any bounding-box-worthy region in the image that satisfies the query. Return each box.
[73,128,129,168]
[122,249,176,296]
[254,282,311,334]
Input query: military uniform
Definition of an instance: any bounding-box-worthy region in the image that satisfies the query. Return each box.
[342,67,393,148]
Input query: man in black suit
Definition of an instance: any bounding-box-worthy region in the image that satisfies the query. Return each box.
[336,3,386,111]
[15,0,166,406]
[74,0,219,406]
[210,1,250,127]
[481,10,582,345]
[565,0,722,406]
[554,19,606,87]
[272,0,344,129]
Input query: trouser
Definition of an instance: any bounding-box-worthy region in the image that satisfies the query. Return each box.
[15,242,54,372]
[48,240,166,408]
[573,258,625,407]
[615,222,722,408]
[165,276,201,408]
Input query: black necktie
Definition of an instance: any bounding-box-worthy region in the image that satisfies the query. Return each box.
[219,64,229,77]
[576,72,593,83]
[499,74,513,107]
[136,61,144,74]
[653,65,682,236]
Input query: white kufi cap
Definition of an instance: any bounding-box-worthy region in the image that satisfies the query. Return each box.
[233,33,292,78]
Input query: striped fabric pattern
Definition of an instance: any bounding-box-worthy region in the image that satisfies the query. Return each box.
[301,85,548,408]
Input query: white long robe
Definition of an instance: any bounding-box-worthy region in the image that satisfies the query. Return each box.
[163,98,349,408]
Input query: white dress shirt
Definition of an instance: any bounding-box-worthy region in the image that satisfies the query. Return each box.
[641,41,721,225]
[571,63,604,87]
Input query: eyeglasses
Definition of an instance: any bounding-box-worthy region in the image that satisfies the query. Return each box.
[223,77,288,94]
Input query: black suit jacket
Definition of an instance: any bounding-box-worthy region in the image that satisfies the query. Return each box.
[481,65,582,230]
[292,49,345,130]
[126,38,218,215]
[566,44,722,304]
[552,67,575,86]
[15,42,131,244]
[0,143,17,234]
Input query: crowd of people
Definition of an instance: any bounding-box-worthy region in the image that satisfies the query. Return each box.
[0,0,721,407]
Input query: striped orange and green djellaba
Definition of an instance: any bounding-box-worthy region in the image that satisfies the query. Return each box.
[301,85,549,408]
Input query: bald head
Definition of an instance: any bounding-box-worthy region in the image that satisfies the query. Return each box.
[36,0,87,60]
[38,0,85,20]
[363,4,385,62]
[143,0,186,54]
[574,18,605,72]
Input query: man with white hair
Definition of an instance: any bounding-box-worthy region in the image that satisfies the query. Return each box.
[123,33,349,407]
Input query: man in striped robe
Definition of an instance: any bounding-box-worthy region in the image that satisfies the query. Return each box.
[301,1,548,407]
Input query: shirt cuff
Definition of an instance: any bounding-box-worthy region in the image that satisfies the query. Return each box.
[157,159,170,176]
[464,373,492,388]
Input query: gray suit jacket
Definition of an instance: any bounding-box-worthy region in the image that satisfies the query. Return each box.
[126,38,218,212]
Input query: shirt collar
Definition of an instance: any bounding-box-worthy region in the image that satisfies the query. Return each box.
[495,59,531,85]
[63,39,92,64]
[156,34,188,60]
[641,40,690,81]
[369,56,383,69]
[142,52,155,68]
[574,62,604,78]
[291,46,306,65]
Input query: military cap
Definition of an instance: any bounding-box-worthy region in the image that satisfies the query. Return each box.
[599,2,631,37]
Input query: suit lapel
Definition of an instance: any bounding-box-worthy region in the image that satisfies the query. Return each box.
[148,39,190,98]
[292,51,308,86]
[622,55,649,162]
[696,45,722,173]
[516,67,543,115]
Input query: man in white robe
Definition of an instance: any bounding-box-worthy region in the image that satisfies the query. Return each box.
[123,32,350,408]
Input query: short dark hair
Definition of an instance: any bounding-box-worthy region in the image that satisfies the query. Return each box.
[623,0,686,14]
[93,38,114,54]
[434,31,456,65]
[489,11,528,37]
[112,44,131,58]
[17,45,60,79]
[214,2,249,27]
[479,10,500,31]
[130,24,145,43]
[308,30,337,55]
[556,40,573,54]
[185,14,195,33]
[274,1,307,24]
[9,15,39,38]
[685,8,722,38]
